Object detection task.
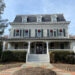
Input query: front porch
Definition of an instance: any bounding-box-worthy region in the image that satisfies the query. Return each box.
[3,41,71,53]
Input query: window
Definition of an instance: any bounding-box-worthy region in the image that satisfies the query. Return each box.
[15,29,20,36]
[49,43,54,49]
[27,16,37,22]
[57,15,65,22]
[15,43,18,49]
[24,43,28,49]
[42,16,51,22]
[58,29,63,36]
[35,29,43,37]
[23,29,29,37]
[48,29,53,37]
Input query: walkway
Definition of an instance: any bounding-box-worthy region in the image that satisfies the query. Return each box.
[0,63,75,75]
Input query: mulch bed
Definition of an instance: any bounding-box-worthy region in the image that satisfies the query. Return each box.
[14,67,57,75]
[52,63,75,72]
[0,62,24,71]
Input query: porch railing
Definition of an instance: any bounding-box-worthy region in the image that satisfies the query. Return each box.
[5,49,28,51]
[49,49,73,51]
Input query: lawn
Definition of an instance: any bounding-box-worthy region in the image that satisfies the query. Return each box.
[52,63,75,72]
[0,62,24,71]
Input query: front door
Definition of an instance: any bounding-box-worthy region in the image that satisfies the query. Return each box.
[36,43,43,54]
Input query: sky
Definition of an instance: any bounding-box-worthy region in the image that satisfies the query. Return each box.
[2,0,75,35]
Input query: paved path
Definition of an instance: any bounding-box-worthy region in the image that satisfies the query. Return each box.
[0,63,75,75]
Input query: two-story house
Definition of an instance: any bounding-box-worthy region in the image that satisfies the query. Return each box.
[3,14,75,62]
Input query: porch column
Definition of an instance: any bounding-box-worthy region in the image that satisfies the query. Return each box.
[8,43,11,50]
[28,41,30,54]
[3,41,6,51]
[46,41,49,54]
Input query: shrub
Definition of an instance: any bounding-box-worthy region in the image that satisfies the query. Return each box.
[0,43,2,59]
[50,50,75,64]
[1,50,27,62]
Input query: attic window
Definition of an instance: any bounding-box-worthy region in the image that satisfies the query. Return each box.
[57,15,65,22]
[27,16,37,22]
[42,16,51,22]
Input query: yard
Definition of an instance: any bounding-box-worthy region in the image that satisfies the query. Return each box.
[0,62,75,72]
[52,63,75,72]
[0,62,24,71]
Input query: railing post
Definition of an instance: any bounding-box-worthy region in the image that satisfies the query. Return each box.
[26,41,31,62]
[46,41,49,54]
[3,41,6,51]
[8,43,11,50]
[28,41,30,54]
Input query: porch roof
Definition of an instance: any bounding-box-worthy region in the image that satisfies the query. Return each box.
[2,37,75,42]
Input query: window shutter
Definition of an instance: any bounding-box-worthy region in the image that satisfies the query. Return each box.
[20,30,22,37]
[35,29,37,37]
[47,29,49,37]
[29,29,31,37]
[57,29,58,36]
[13,29,15,37]
[23,29,24,37]
[42,29,43,37]
[63,29,65,37]
[54,31,56,37]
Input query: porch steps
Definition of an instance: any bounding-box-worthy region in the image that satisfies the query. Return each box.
[27,54,50,63]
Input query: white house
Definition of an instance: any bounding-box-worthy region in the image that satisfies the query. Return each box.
[3,14,75,62]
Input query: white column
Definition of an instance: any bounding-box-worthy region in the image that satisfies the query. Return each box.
[46,41,49,54]
[3,41,6,51]
[8,43,11,50]
[28,41,30,54]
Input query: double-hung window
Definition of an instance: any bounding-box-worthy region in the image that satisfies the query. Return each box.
[15,29,20,36]
[23,29,29,37]
[48,29,53,37]
[58,29,63,36]
[35,29,43,37]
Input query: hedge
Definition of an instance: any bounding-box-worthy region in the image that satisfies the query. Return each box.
[0,43,2,59]
[1,50,27,62]
[50,50,75,64]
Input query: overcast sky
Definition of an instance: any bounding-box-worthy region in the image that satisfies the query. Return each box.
[3,0,75,35]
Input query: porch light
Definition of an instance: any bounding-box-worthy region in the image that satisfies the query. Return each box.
[16,30,19,32]
[50,30,53,32]
[60,29,62,32]
[38,30,41,32]
[25,30,28,32]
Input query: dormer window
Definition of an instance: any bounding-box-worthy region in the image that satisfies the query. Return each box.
[42,16,51,22]
[57,15,65,22]
[27,16,37,22]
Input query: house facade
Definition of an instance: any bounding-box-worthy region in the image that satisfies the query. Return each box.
[3,14,75,62]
